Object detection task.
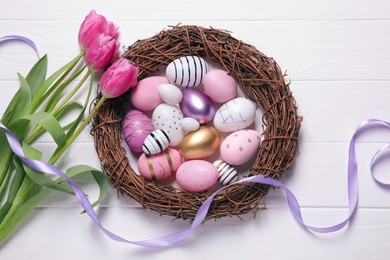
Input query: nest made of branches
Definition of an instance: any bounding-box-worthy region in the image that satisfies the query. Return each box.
[92,25,302,221]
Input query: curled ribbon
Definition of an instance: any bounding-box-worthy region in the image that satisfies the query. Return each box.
[2,35,390,247]
[2,119,390,246]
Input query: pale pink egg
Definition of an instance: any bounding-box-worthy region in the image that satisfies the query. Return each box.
[203,70,237,103]
[137,148,182,181]
[130,76,168,111]
[220,129,261,165]
[176,160,219,192]
[122,110,155,153]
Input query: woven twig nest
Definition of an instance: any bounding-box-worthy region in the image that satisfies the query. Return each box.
[92,25,302,221]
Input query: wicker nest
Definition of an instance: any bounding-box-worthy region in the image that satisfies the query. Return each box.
[92,25,302,221]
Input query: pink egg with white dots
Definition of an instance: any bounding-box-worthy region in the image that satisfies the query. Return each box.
[220,129,261,166]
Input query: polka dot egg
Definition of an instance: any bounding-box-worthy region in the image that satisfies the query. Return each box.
[152,103,184,146]
[220,129,261,166]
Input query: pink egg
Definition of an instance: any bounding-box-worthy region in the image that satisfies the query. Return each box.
[220,129,261,165]
[176,160,219,192]
[203,70,237,103]
[130,76,168,111]
[122,110,155,152]
[138,148,182,181]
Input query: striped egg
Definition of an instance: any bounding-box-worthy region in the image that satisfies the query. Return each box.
[142,129,170,154]
[138,148,182,181]
[213,160,238,185]
[166,56,208,88]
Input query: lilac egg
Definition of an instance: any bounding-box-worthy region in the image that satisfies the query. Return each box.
[180,88,216,124]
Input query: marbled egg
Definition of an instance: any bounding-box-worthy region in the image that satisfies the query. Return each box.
[158,84,182,105]
[180,88,216,124]
[181,117,200,133]
[179,126,221,159]
[138,148,182,181]
[142,129,170,154]
[166,56,208,87]
[213,160,238,185]
[131,76,168,111]
[220,129,261,165]
[122,110,155,153]
[203,70,237,103]
[152,103,184,146]
[213,98,256,132]
[176,160,219,192]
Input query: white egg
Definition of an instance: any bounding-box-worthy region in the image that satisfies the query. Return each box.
[213,98,256,132]
[158,84,182,105]
[213,160,238,185]
[181,117,200,133]
[152,103,184,146]
[166,56,208,87]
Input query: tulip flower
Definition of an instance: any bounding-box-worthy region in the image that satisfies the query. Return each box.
[78,10,119,50]
[100,58,139,98]
[84,34,119,71]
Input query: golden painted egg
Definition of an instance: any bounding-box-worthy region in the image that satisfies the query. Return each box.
[179,126,221,159]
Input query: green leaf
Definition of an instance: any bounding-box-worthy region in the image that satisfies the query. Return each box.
[1,74,32,126]
[44,65,86,113]
[65,165,109,211]
[21,143,74,195]
[17,112,66,147]
[26,55,48,98]
[55,101,83,121]
[28,52,84,113]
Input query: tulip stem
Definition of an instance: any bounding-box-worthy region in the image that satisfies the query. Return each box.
[48,95,107,165]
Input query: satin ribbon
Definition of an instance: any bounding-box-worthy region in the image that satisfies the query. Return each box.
[2,35,390,246]
[0,35,39,58]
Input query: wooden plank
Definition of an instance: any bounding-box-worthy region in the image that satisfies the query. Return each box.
[1,21,389,80]
[0,0,389,21]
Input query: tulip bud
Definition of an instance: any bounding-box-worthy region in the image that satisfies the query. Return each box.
[85,35,119,71]
[78,10,108,50]
[99,58,139,98]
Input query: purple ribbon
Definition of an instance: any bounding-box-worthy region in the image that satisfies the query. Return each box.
[0,35,39,58]
[2,34,390,246]
[1,119,390,246]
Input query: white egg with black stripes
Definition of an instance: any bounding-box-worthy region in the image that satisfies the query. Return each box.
[213,160,238,185]
[142,129,171,154]
[166,56,208,88]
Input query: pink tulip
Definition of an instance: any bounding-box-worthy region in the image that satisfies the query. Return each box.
[78,10,119,50]
[99,58,139,98]
[85,34,120,71]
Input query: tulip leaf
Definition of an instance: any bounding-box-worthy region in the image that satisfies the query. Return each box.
[21,143,74,195]
[45,65,86,113]
[65,165,109,211]
[1,74,32,126]
[55,101,83,121]
[16,112,66,147]
[26,55,47,98]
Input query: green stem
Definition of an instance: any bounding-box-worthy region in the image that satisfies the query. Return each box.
[24,69,92,144]
[49,95,107,165]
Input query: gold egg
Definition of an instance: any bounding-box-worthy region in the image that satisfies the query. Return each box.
[179,126,221,159]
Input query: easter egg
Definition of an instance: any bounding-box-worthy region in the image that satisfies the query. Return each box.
[203,70,237,103]
[180,88,216,124]
[142,129,170,154]
[181,117,200,133]
[176,160,219,192]
[220,129,261,165]
[152,103,184,146]
[131,76,168,111]
[137,148,182,181]
[166,56,208,87]
[122,110,154,153]
[213,98,256,132]
[158,84,182,105]
[213,160,238,185]
[179,126,221,159]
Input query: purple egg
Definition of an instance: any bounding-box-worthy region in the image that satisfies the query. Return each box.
[180,88,216,124]
[122,110,155,152]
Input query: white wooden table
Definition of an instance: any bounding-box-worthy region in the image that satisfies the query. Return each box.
[1,0,390,259]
